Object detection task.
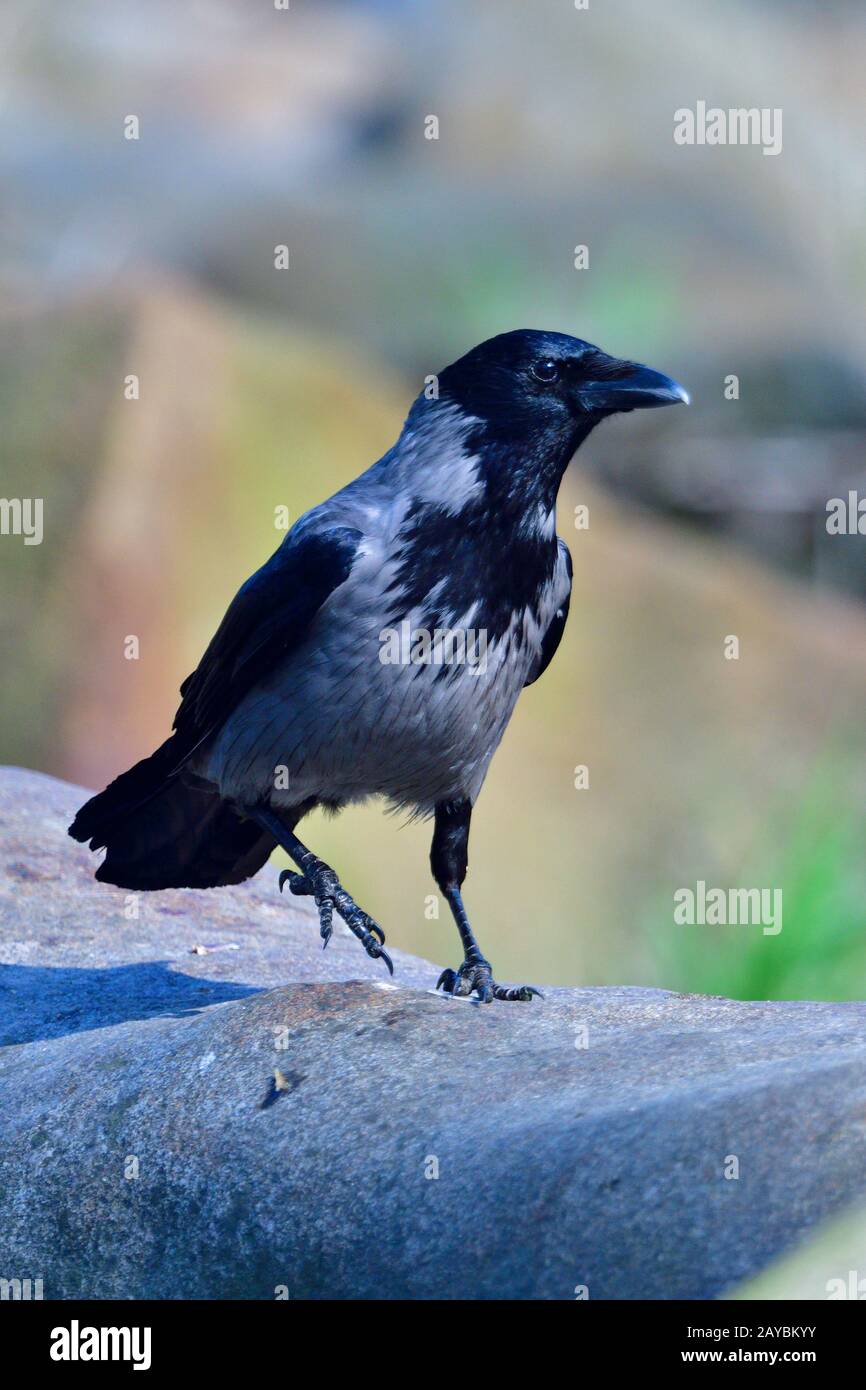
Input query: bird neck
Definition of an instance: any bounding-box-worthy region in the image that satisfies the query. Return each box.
[395,399,595,527]
[471,416,597,522]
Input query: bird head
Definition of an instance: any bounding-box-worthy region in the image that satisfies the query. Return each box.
[435,329,689,447]
[400,329,689,520]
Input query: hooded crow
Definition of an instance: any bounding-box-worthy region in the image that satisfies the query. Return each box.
[70,329,688,1002]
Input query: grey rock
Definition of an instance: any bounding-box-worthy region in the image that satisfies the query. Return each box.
[2,766,866,1300]
[0,766,435,1048]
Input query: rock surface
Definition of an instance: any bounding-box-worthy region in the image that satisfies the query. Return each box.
[2,766,866,1300]
[0,766,433,1050]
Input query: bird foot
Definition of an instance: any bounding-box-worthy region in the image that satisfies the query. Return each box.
[436,957,542,1004]
[279,864,392,975]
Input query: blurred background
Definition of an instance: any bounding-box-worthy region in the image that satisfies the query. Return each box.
[2,0,866,999]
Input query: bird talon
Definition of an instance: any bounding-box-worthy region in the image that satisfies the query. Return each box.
[276,853,392,976]
[317,896,334,950]
[494,983,543,1002]
[365,941,393,975]
[279,869,312,897]
[438,961,540,1003]
[439,967,474,998]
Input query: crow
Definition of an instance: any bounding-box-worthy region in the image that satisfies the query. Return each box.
[70,330,688,1002]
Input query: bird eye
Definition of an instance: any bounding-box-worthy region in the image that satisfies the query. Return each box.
[531,358,560,383]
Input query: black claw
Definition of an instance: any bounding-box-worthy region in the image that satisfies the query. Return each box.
[494,984,543,1002]
[276,856,389,975]
[317,897,334,950]
[438,962,541,1003]
[279,868,311,897]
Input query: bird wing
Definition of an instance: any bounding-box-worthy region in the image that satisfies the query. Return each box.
[523,538,573,687]
[172,524,363,750]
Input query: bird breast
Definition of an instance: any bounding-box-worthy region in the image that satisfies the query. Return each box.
[197,536,566,813]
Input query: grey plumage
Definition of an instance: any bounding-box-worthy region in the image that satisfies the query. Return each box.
[193,403,570,814]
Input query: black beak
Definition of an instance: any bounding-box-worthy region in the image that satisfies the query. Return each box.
[579,360,690,413]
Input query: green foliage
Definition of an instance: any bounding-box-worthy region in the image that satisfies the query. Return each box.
[649,742,866,1000]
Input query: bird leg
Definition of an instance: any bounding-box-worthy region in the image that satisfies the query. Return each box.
[431,799,542,1004]
[250,805,392,976]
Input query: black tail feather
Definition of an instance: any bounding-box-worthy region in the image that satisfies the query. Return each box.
[69,735,187,850]
[68,737,276,889]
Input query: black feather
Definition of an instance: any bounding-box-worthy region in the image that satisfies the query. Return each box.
[525,539,572,687]
[173,525,362,745]
[68,525,361,887]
